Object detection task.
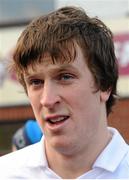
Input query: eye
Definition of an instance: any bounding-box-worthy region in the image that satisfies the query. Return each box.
[58,73,74,81]
[29,79,43,87]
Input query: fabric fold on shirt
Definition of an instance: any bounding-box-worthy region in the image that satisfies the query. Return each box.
[93,127,129,172]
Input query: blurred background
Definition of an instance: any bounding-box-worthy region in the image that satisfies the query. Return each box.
[0,0,129,155]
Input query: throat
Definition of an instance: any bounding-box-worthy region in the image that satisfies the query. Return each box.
[45,143,93,179]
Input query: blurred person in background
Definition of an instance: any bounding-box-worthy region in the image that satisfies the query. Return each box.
[0,6,129,179]
[12,119,43,151]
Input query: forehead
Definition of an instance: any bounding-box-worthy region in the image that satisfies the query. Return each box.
[24,45,87,76]
[25,43,79,67]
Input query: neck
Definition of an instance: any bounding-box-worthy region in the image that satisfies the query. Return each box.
[45,129,112,179]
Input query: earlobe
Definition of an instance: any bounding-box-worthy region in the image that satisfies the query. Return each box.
[100,90,111,102]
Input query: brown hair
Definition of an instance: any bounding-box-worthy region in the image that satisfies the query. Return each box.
[13,6,118,116]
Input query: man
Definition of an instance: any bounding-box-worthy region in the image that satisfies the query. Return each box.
[0,6,129,179]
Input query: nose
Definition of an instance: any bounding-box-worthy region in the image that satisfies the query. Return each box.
[40,81,60,109]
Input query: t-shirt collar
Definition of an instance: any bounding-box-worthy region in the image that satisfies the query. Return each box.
[93,127,129,172]
[27,127,129,173]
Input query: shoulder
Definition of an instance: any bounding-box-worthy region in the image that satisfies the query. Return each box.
[0,142,40,165]
[126,147,129,166]
[0,143,40,178]
[118,145,129,177]
[1,146,28,166]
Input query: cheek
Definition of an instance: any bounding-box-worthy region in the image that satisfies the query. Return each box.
[28,92,41,116]
[69,87,101,120]
[28,90,40,106]
[28,94,36,109]
[72,91,101,138]
[67,87,93,109]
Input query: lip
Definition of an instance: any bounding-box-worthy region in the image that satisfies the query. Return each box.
[44,114,68,121]
[44,114,69,131]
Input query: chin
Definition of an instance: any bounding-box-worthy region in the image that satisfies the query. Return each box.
[51,137,78,156]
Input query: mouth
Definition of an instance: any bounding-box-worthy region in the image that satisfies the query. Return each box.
[45,115,69,125]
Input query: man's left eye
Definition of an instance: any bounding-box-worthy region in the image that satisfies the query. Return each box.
[59,74,73,80]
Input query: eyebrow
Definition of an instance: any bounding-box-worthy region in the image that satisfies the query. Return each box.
[24,63,78,80]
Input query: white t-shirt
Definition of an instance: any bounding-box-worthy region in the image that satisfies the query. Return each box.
[0,127,129,179]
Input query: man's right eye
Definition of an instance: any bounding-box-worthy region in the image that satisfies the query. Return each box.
[29,79,43,87]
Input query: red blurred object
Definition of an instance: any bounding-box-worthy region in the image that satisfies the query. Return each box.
[114,33,129,75]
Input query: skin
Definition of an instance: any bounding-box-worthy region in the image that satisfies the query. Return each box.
[12,144,17,152]
[24,44,111,178]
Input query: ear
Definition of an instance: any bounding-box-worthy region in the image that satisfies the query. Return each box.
[100,89,111,102]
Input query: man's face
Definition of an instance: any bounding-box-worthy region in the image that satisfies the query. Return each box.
[24,45,108,155]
